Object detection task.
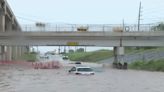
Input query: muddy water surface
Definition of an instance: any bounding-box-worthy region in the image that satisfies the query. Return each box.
[0,64,164,92]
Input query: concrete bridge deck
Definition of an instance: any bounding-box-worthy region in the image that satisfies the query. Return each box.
[0,31,164,46]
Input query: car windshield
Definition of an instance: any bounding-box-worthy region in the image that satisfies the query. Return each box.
[77,68,93,72]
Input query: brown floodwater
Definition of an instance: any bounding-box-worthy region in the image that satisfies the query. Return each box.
[0,63,164,92]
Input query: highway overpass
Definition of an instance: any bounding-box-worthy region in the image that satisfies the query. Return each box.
[0,0,164,62]
[0,0,29,61]
[0,31,164,46]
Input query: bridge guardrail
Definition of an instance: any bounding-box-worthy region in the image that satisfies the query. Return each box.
[21,24,159,32]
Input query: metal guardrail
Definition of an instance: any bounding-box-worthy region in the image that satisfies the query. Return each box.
[21,24,159,32]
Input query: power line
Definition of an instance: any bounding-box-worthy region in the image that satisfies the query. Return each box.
[138,2,164,24]
[143,16,164,19]
[15,13,57,23]
[142,4,164,12]
[142,11,164,23]
[142,9,164,16]
[16,15,72,25]
[16,16,40,22]
[142,18,164,23]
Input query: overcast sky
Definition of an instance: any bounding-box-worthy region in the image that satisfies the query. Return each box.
[7,0,164,24]
[6,0,164,53]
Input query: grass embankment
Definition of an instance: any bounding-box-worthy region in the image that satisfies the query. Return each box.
[129,59,164,72]
[67,50,113,62]
[21,53,37,62]
[125,47,164,54]
[67,47,164,63]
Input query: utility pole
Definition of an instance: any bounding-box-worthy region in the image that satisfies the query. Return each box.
[58,46,61,54]
[64,46,66,54]
[84,46,87,52]
[138,1,142,31]
[122,19,125,31]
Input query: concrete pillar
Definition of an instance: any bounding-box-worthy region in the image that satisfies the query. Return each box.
[19,46,22,59]
[12,46,17,60]
[114,47,118,63]
[15,46,19,60]
[0,47,2,60]
[113,47,124,63]
[6,20,12,31]
[5,20,13,60]
[14,46,19,60]
[0,15,5,31]
[0,46,2,60]
[6,46,12,61]
[17,46,21,60]
[0,46,5,60]
[21,47,24,55]
[0,9,5,60]
[13,46,25,60]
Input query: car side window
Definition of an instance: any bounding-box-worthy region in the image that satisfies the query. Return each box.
[71,67,76,71]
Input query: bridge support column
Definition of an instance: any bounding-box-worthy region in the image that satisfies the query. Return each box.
[0,12,5,60]
[0,46,5,61]
[15,46,19,60]
[18,46,22,59]
[19,46,25,59]
[113,46,124,64]
[6,46,12,61]
[10,46,24,61]
[12,46,21,60]
[11,46,17,60]
[6,19,13,61]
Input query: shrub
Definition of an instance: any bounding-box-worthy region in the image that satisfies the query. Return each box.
[129,59,164,72]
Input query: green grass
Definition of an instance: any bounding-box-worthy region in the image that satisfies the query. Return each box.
[66,47,164,62]
[67,50,113,62]
[125,47,164,54]
[129,59,164,72]
[67,47,164,63]
[21,53,37,62]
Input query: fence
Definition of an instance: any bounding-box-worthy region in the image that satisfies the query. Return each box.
[21,24,159,32]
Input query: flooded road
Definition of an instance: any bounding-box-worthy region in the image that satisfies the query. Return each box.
[0,63,164,92]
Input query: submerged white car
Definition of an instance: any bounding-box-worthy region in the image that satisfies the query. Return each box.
[68,66,95,75]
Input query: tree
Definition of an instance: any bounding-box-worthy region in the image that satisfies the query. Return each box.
[69,49,74,53]
[154,22,164,31]
[76,48,84,52]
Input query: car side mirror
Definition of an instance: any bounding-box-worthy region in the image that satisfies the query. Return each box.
[68,70,71,73]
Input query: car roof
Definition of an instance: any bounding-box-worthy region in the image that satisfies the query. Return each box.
[73,65,91,68]
[76,67,91,68]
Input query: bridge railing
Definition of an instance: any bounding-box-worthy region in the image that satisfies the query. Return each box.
[21,24,159,32]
